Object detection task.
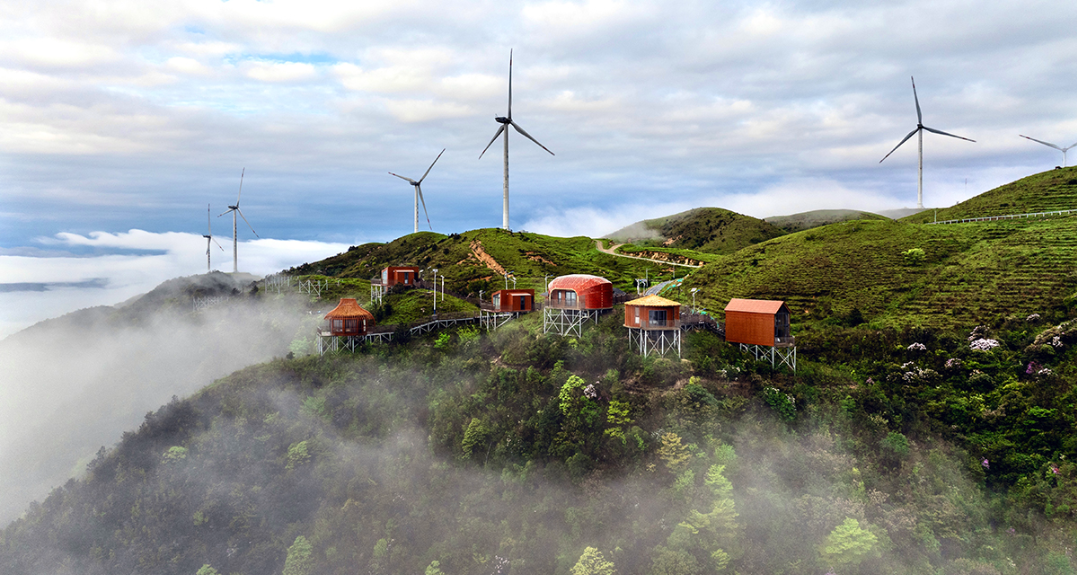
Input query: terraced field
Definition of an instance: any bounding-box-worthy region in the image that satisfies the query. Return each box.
[685,217,1077,330]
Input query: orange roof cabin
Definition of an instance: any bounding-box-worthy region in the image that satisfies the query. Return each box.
[624,295,682,357]
[543,274,613,336]
[546,274,613,310]
[381,266,420,288]
[624,295,681,329]
[324,298,375,337]
[491,288,534,312]
[724,298,797,370]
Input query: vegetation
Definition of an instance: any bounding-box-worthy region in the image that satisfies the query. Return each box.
[4,308,1077,574]
[902,166,1077,223]
[605,207,784,255]
[764,209,888,233]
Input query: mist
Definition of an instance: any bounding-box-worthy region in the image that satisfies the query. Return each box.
[0,272,312,523]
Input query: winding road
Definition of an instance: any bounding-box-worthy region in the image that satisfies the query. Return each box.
[594,240,703,269]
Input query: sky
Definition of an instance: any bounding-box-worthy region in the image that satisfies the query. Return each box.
[2,0,1076,337]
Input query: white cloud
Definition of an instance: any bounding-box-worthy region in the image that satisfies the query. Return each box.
[244,60,318,83]
[0,230,349,339]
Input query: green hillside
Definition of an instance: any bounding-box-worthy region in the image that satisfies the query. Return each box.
[289,228,681,296]
[764,209,888,233]
[684,217,1077,330]
[903,166,1077,223]
[605,207,785,254]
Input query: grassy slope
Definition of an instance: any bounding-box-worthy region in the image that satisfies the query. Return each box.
[290,228,681,296]
[903,166,1077,223]
[684,217,1077,330]
[764,209,888,233]
[606,207,785,255]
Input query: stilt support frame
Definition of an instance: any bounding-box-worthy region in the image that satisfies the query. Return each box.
[738,343,797,371]
[628,327,681,358]
[543,307,601,337]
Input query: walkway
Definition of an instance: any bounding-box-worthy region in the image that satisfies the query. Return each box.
[595,240,703,268]
[927,208,1077,225]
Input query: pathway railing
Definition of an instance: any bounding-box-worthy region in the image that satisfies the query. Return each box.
[927,209,1077,225]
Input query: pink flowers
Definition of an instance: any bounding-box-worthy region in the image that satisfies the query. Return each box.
[982,459,990,469]
[969,338,1000,352]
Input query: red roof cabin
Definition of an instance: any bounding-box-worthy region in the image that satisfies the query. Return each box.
[546,274,613,310]
[624,295,681,330]
[724,298,793,347]
[324,298,375,337]
[381,266,420,288]
[491,288,535,312]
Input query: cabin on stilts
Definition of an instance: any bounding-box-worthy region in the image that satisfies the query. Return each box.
[318,298,382,354]
[480,288,534,330]
[624,295,682,358]
[543,274,613,337]
[370,265,420,304]
[723,298,796,370]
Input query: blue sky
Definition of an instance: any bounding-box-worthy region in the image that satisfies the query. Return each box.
[1,0,1076,336]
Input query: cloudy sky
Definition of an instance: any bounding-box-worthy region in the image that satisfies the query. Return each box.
[1,0,1075,336]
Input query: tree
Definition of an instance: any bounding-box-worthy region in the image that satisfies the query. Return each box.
[658,432,691,473]
[571,547,616,575]
[283,535,314,575]
[196,565,219,575]
[819,518,878,569]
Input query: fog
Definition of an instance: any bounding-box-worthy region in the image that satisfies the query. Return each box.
[0,272,312,523]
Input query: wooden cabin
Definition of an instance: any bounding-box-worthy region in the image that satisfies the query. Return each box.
[324,298,375,336]
[381,266,420,288]
[546,274,613,311]
[624,295,681,329]
[724,298,793,347]
[491,288,535,312]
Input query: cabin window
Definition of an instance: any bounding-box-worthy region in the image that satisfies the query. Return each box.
[634,307,640,324]
[332,319,343,331]
[382,269,388,284]
[565,291,577,306]
[518,295,527,310]
[649,309,668,326]
[493,294,501,309]
[345,319,358,332]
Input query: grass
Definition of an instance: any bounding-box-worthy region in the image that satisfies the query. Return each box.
[764,209,888,233]
[684,217,1077,331]
[902,166,1077,223]
[605,207,785,254]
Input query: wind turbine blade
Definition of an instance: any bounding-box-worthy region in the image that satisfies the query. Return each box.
[510,121,554,155]
[1020,135,1063,151]
[218,208,235,217]
[236,168,245,204]
[880,127,920,163]
[508,49,513,119]
[237,209,259,237]
[479,125,507,159]
[207,204,211,234]
[922,125,975,142]
[417,185,432,230]
[213,238,224,250]
[911,76,922,124]
[389,171,417,184]
[1064,141,1077,152]
[418,148,445,184]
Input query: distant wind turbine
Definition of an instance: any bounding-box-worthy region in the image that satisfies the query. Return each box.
[880,76,975,209]
[202,203,224,273]
[218,168,258,273]
[389,149,445,234]
[1019,135,1077,167]
[480,49,554,230]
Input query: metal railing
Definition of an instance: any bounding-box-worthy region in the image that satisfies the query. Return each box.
[927,209,1077,225]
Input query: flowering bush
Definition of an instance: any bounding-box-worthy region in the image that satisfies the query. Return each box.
[1026,361,1042,375]
[969,338,1000,352]
[1038,367,1054,377]
[944,358,963,370]
[907,342,927,352]
[968,325,990,341]
[1050,335,1063,348]
[1027,313,1041,323]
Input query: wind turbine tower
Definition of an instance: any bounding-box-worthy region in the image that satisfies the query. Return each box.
[202,204,223,272]
[389,149,445,233]
[218,168,259,273]
[880,77,975,209]
[1019,135,1077,167]
[480,50,554,230]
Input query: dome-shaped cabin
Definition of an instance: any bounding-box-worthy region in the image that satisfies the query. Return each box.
[546,274,613,310]
[324,298,375,337]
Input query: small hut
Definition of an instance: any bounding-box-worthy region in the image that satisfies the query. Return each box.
[624,295,682,357]
[371,265,420,303]
[318,298,376,354]
[724,298,796,370]
[481,288,535,330]
[543,274,613,336]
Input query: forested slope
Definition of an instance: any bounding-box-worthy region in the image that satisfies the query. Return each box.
[4,310,1077,575]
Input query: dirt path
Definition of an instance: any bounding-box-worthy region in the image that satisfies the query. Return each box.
[594,240,703,269]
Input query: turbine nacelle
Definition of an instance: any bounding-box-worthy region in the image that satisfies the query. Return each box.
[495,116,510,124]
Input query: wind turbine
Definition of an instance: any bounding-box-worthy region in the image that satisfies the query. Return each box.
[389,149,445,233]
[480,49,554,230]
[218,168,258,273]
[880,76,975,209]
[202,203,223,273]
[1019,135,1077,167]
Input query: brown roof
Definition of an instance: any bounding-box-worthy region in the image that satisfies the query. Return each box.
[324,298,375,320]
[724,298,786,314]
[626,295,680,307]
